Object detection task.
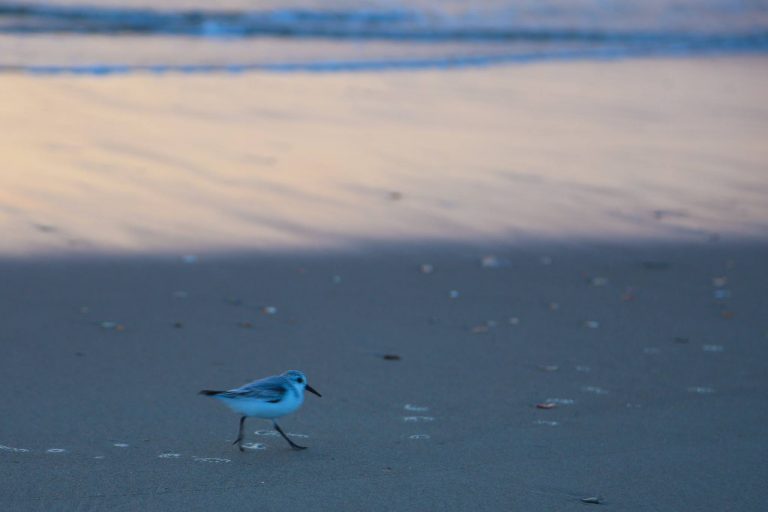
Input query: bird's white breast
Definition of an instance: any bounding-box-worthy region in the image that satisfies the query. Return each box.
[217,388,304,419]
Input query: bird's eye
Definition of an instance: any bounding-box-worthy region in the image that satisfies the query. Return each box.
[297,378,304,383]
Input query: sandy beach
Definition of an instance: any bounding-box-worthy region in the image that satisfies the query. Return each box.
[1,56,768,511]
[1,242,767,510]
[2,58,767,254]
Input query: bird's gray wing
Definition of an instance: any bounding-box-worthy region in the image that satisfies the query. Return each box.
[219,376,288,403]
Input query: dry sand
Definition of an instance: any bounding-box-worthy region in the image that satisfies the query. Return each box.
[1,57,768,511]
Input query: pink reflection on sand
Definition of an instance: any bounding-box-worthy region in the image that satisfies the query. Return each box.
[1,58,767,255]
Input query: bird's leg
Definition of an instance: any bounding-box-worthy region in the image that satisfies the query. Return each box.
[273,420,307,450]
[233,416,246,452]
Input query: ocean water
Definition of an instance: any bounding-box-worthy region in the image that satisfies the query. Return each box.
[1,0,767,72]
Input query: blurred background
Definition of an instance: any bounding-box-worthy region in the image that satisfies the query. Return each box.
[2,0,768,72]
[1,0,767,255]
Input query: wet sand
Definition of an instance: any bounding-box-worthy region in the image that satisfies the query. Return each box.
[2,57,768,255]
[1,242,767,510]
[1,56,768,510]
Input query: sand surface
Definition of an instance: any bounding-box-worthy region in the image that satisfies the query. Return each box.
[1,243,767,510]
[2,57,768,255]
[1,57,768,510]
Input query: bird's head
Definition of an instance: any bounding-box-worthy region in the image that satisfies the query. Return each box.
[283,370,322,397]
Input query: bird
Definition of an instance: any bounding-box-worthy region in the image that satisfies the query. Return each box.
[199,370,321,451]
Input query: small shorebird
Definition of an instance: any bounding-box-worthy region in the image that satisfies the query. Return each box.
[200,370,321,451]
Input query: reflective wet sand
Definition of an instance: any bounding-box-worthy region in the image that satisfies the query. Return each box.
[2,57,767,255]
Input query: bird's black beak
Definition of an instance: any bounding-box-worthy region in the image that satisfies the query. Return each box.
[306,384,322,397]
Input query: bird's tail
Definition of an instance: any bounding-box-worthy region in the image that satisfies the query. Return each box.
[199,389,223,396]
